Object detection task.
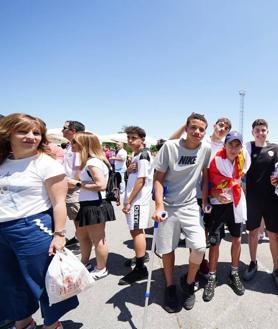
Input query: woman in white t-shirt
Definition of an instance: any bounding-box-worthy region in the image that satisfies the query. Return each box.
[69,132,116,280]
[0,113,78,329]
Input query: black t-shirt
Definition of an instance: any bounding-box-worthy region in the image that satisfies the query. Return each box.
[246,142,278,197]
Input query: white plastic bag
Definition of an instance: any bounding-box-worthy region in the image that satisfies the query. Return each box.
[45,247,94,305]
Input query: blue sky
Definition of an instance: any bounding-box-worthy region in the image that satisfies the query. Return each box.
[0,0,277,142]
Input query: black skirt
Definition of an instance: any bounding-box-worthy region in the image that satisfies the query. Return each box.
[77,199,116,227]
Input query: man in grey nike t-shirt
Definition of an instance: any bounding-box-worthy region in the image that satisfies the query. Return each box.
[153,112,211,313]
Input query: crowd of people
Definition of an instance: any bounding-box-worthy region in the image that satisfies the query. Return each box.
[0,112,277,328]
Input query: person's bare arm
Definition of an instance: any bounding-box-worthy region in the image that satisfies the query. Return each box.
[152,170,167,222]
[68,165,107,191]
[201,168,209,210]
[122,177,146,214]
[168,124,186,140]
[45,174,67,255]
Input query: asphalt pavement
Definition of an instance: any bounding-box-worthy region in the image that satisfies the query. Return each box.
[32,202,278,329]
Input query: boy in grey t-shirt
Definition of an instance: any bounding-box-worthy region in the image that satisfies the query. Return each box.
[153,113,211,313]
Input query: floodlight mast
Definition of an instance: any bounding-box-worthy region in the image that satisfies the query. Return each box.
[239,90,246,138]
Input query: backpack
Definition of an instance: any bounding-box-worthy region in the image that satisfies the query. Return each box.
[101,170,122,206]
[87,163,122,206]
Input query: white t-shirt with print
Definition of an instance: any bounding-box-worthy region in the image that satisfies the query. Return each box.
[0,153,65,222]
[79,158,109,201]
[125,149,154,206]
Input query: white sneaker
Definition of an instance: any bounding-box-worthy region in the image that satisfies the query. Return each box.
[91,267,108,280]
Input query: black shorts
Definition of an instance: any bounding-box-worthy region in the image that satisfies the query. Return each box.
[246,193,278,233]
[77,199,116,227]
[206,203,242,245]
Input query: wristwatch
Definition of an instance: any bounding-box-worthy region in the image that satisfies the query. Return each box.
[53,230,66,237]
[75,181,82,188]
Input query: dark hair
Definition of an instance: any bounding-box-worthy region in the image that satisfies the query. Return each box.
[67,120,85,132]
[252,119,268,129]
[156,139,166,151]
[186,112,208,128]
[215,117,232,130]
[125,126,146,138]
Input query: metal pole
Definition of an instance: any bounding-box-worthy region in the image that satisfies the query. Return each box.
[142,221,158,329]
[239,90,246,138]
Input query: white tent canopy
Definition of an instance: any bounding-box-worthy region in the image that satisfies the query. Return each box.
[99,133,157,147]
[47,129,158,147]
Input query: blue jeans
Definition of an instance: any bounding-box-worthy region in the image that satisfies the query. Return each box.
[0,209,79,325]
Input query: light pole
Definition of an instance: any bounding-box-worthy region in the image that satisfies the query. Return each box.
[239,90,246,138]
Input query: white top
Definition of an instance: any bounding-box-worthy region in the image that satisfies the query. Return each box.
[125,149,154,206]
[79,158,109,201]
[114,148,127,172]
[0,153,65,222]
[63,143,81,178]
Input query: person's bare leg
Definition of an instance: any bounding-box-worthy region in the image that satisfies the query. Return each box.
[130,229,146,258]
[208,245,220,273]
[162,251,175,286]
[267,231,278,270]
[187,262,200,284]
[88,223,108,270]
[248,228,259,262]
[231,237,241,267]
[76,226,92,265]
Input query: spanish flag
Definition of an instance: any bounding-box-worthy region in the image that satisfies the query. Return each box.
[209,147,251,223]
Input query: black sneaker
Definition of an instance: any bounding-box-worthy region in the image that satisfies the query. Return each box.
[272,269,278,289]
[228,272,245,296]
[65,237,79,246]
[163,285,179,313]
[180,275,195,310]
[118,266,148,285]
[124,252,150,267]
[202,275,217,302]
[243,261,258,281]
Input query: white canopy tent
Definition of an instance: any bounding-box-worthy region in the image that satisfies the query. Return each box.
[99,133,157,147]
[46,129,158,147]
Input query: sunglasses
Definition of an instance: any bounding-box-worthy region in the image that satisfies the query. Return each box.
[62,126,70,131]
